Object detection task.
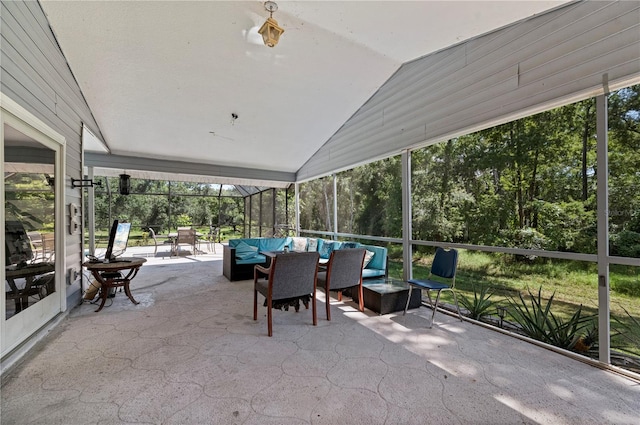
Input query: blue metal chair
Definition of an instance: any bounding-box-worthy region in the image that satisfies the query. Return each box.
[403,247,462,327]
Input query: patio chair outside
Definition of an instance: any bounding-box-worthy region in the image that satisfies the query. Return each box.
[403,247,462,328]
[148,227,158,256]
[41,232,55,262]
[27,231,43,263]
[317,248,366,320]
[206,226,219,254]
[173,228,197,256]
[253,252,320,336]
[197,228,215,254]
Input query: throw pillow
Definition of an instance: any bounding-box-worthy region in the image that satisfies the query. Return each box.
[318,241,335,259]
[363,250,375,268]
[307,238,318,252]
[341,242,360,249]
[235,241,258,260]
[291,237,308,252]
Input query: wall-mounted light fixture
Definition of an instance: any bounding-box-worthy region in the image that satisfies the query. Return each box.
[71,178,102,188]
[258,1,284,47]
[119,173,131,195]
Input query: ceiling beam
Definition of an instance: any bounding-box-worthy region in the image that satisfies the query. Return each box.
[85,152,295,188]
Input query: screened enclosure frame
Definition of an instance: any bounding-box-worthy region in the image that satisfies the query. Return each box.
[296,88,640,379]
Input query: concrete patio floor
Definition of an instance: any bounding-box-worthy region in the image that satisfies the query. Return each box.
[1,248,639,424]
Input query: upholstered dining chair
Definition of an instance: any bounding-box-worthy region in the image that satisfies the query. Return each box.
[403,247,462,327]
[316,248,366,320]
[253,251,320,337]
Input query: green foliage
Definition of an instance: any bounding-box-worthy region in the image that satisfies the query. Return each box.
[508,287,594,350]
[175,214,192,227]
[610,266,640,297]
[545,306,595,349]
[496,228,550,262]
[509,287,553,341]
[612,305,640,357]
[93,179,250,235]
[610,231,640,258]
[459,284,495,320]
[576,321,598,353]
[537,200,596,253]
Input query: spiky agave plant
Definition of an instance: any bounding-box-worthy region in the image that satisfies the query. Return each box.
[545,305,594,350]
[574,320,598,353]
[459,283,495,321]
[508,286,553,342]
[508,286,594,350]
[612,305,640,356]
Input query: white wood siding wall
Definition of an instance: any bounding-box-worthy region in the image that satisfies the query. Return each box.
[297,0,640,181]
[1,1,104,305]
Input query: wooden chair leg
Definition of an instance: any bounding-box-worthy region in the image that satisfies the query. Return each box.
[312,292,317,326]
[326,292,331,321]
[253,288,258,320]
[267,295,273,337]
[357,284,364,312]
[337,290,342,301]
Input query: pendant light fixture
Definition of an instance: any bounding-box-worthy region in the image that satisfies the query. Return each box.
[258,1,284,47]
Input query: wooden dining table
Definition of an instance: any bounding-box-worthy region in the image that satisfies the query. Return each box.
[5,262,55,313]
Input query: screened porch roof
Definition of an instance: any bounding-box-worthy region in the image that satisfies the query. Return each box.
[42,0,571,188]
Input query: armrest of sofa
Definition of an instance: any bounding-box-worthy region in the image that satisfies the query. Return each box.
[361,244,388,279]
[223,244,236,280]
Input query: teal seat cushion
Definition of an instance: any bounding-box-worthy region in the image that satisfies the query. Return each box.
[235,240,258,260]
[362,268,385,278]
[236,254,267,265]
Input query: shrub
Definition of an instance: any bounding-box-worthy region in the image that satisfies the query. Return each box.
[176,214,192,227]
[459,284,495,320]
[537,200,596,253]
[508,287,552,341]
[508,287,594,350]
[610,230,640,258]
[612,305,640,357]
[498,228,549,261]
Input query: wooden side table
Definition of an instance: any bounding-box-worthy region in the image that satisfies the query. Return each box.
[82,257,146,312]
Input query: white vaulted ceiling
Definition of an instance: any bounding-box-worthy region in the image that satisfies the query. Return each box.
[40,0,566,183]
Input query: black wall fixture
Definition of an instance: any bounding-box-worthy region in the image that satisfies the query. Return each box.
[119,174,131,195]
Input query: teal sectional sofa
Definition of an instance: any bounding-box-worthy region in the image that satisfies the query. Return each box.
[223,236,388,282]
[223,237,288,281]
[306,238,388,279]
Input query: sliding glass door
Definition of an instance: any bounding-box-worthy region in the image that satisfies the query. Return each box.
[2,100,65,357]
